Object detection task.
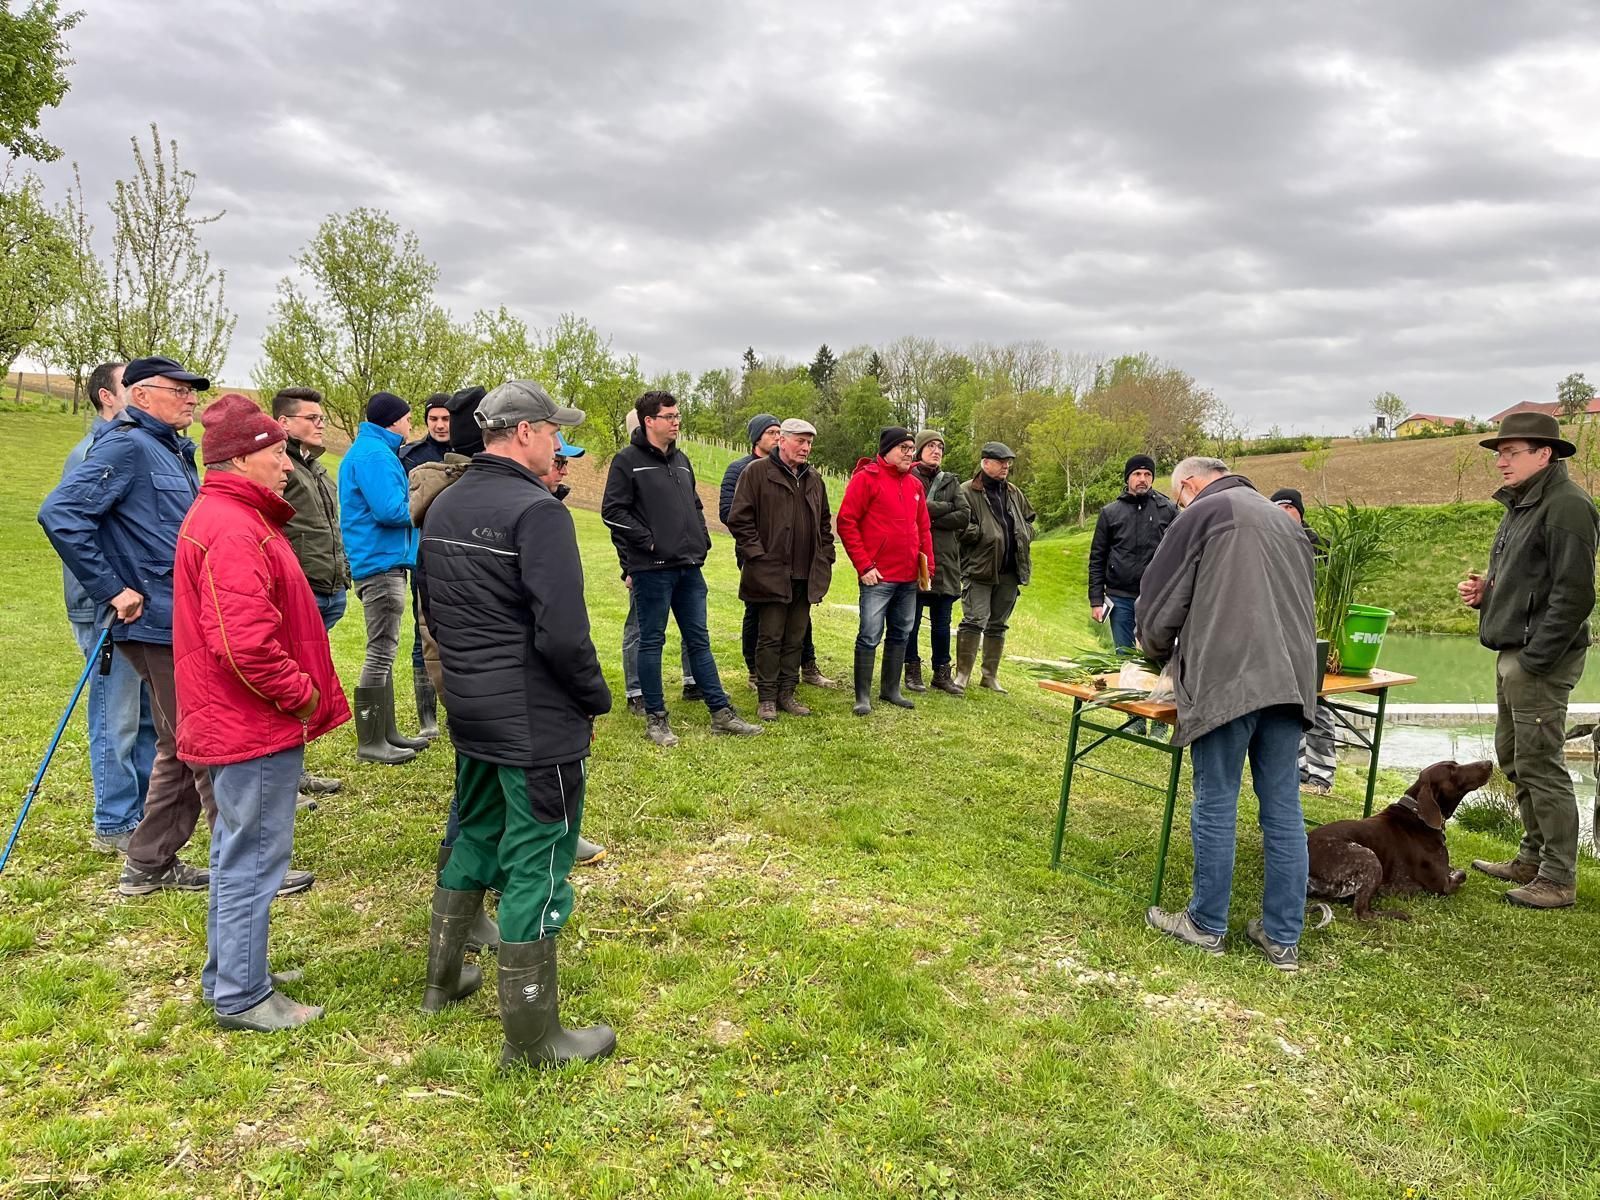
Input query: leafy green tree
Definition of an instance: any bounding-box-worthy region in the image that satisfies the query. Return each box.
[36,163,108,407]
[254,207,465,433]
[1371,390,1406,433]
[812,374,890,475]
[683,367,737,440]
[0,0,82,164]
[1081,352,1217,465]
[107,125,234,380]
[534,312,641,461]
[0,168,74,377]
[807,343,837,394]
[1557,372,1595,420]
[468,306,538,387]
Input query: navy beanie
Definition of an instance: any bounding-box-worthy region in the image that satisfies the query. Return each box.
[1124,454,1157,482]
[747,412,779,446]
[366,391,410,427]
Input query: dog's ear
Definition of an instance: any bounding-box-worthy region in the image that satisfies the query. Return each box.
[1401,776,1446,830]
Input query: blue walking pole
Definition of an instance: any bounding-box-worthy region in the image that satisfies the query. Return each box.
[0,626,110,874]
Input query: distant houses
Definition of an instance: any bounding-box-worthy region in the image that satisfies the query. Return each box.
[1395,412,1469,436]
[1488,399,1600,422]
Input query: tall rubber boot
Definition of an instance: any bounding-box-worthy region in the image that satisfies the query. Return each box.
[385,679,430,751]
[355,686,418,764]
[980,635,1008,693]
[852,645,875,716]
[420,887,486,1012]
[414,676,440,740]
[951,630,980,694]
[497,937,617,1069]
[878,642,915,709]
[436,844,499,954]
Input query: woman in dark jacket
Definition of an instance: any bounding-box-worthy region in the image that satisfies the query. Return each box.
[904,431,971,694]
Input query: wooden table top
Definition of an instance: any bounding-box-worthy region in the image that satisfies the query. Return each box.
[1036,668,1418,722]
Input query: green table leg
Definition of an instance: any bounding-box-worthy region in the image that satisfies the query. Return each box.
[1363,687,1388,818]
[1150,740,1184,908]
[1051,698,1084,868]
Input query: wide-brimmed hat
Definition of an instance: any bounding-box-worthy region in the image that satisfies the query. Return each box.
[1479,411,1575,459]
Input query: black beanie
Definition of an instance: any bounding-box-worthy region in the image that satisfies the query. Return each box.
[366,391,410,427]
[1269,487,1306,520]
[447,386,487,456]
[1124,454,1156,482]
[879,426,913,458]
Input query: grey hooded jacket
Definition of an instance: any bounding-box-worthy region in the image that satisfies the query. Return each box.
[1135,474,1317,747]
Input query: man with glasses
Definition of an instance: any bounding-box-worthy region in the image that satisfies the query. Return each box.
[1461,412,1598,910]
[602,391,762,746]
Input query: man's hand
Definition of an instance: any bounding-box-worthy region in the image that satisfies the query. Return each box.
[1091,604,1105,623]
[1457,572,1486,609]
[109,588,144,623]
[861,568,883,587]
[291,685,320,721]
[623,574,632,592]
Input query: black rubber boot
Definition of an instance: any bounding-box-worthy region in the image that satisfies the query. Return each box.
[414,676,440,740]
[852,646,875,716]
[420,887,486,1012]
[385,680,430,751]
[355,686,418,764]
[435,844,500,954]
[497,938,617,1070]
[878,643,915,709]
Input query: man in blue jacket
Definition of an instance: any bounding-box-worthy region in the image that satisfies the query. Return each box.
[40,356,219,895]
[339,392,427,764]
[52,361,157,855]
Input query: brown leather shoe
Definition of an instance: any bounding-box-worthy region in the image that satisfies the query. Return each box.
[777,690,812,717]
[1505,877,1576,909]
[756,700,779,721]
[1471,858,1539,884]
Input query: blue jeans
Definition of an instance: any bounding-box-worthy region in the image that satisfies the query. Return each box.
[1186,706,1309,946]
[70,620,156,836]
[631,567,729,714]
[621,591,695,697]
[205,745,303,1015]
[908,594,955,668]
[314,588,347,632]
[1108,596,1137,653]
[856,581,918,650]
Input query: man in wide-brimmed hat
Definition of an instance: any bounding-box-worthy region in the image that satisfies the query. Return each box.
[1460,411,1597,909]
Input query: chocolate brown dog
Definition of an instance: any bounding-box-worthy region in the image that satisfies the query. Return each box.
[1307,758,1494,919]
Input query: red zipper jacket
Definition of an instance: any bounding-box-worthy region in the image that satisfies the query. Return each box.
[174,471,351,766]
[835,455,934,584]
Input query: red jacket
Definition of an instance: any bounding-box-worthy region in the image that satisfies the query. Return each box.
[174,472,351,766]
[835,456,935,584]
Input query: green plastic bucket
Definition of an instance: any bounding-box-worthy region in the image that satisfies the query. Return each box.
[1337,604,1394,675]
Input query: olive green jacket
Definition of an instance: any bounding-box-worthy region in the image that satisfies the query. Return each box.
[1479,460,1599,675]
[960,474,1035,585]
[282,438,350,593]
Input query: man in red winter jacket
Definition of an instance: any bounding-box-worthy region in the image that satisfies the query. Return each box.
[835,426,934,716]
[174,394,351,1032]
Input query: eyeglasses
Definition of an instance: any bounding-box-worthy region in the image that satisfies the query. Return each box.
[289,412,326,426]
[137,383,196,399]
[648,412,682,422]
[1491,445,1544,461]
[554,456,569,470]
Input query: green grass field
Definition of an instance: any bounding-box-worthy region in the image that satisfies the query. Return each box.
[3,412,1599,1199]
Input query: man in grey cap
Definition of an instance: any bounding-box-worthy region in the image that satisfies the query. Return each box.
[417,379,616,1067]
[727,418,835,719]
[954,442,1036,693]
[1461,411,1598,909]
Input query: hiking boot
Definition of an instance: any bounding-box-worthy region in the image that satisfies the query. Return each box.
[299,771,342,795]
[215,990,324,1033]
[119,859,209,896]
[497,937,616,1070]
[91,830,133,855]
[878,643,915,709]
[575,837,606,867]
[979,635,1008,693]
[626,695,646,717]
[778,689,812,717]
[1471,858,1539,884]
[952,629,980,693]
[414,676,440,740]
[682,682,703,702]
[801,662,835,688]
[853,646,875,716]
[1301,780,1333,797]
[709,706,763,736]
[931,665,962,696]
[1245,918,1299,972]
[354,686,418,765]
[421,887,487,1013]
[757,699,779,721]
[904,661,928,693]
[645,711,679,748]
[295,793,318,812]
[204,968,304,1006]
[1505,877,1577,909]
[276,868,315,898]
[1145,906,1224,955]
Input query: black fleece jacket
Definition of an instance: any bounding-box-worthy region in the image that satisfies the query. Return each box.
[601,426,713,576]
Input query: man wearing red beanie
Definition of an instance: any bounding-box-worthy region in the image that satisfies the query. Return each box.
[175,394,351,1031]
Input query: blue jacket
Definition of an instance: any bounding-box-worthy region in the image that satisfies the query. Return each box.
[38,406,201,645]
[59,415,112,624]
[339,421,418,579]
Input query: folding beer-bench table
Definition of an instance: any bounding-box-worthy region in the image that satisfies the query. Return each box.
[1039,668,1418,906]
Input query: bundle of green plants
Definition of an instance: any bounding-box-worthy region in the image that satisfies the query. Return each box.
[1310,502,1416,672]
[1020,648,1166,707]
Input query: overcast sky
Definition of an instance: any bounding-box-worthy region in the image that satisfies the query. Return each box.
[26,0,1600,432]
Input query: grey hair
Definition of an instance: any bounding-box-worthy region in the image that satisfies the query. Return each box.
[1170,456,1229,491]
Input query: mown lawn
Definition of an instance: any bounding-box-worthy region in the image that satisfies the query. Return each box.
[2,412,1599,1199]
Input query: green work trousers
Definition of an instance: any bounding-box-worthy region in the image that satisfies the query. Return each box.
[441,754,587,941]
[1495,647,1586,887]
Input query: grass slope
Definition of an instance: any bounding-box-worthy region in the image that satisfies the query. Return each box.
[2,413,1599,1199]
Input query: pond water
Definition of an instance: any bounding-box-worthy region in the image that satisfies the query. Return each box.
[1373,633,1600,703]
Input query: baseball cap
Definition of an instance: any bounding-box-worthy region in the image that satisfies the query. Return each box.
[474,380,585,431]
[123,356,210,391]
[556,432,586,458]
